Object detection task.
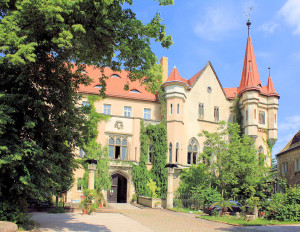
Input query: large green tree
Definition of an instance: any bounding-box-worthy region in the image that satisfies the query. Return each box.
[0,0,173,224]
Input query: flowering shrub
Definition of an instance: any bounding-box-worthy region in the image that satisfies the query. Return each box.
[265,186,300,221]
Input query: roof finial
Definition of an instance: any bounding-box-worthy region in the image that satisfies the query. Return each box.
[268,67,271,77]
[249,60,251,72]
[245,7,252,37]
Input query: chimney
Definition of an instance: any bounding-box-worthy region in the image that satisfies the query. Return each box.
[160,57,168,83]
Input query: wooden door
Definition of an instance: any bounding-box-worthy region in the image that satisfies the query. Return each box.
[107,174,118,203]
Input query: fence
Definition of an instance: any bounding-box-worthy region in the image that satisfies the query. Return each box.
[174,192,202,210]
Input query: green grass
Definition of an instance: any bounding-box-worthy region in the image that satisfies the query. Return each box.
[198,215,300,226]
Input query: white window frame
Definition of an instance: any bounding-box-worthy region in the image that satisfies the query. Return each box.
[103,104,111,115]
[124,106,132,117]
[144,108,151,120]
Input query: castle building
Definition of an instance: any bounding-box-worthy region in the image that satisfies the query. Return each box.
[66,23,280,204]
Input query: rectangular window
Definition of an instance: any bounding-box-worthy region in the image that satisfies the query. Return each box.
[77,178,83,191]
[148,146,153,163]
[124,106,132,117]
[259,111,265,124]
[144,108,151,120]
[254,109,257,119]
[79,148,86,158]
[82,101,90,107]
[103,104,111,115]
[199,103,204,119]
[214,106,219,122]
[282,162,288,174]
[246,110,248,122]
[296,159,300,172]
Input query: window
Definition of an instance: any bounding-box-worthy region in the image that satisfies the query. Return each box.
[109,136,128,160]
[254,109,257,119]
[175,143,179,163]
[214,106,219,122]
[259,111,265,124]
[246,110,248,122]
[282,161,288,174]
[111,74,121,78]
[199,103,204,119]
[177,104,180,114]
[169,143,172,163]
[103,104,111,115]
[170,104,173,114]
[79,148,86,158]
[296,158,300,172]
[144,108,151,120]
[187,138,198,165]
[124,106,132,117]
[148,146,153,163]
[258,146,264,165]
[82,101,90,107]
[77,178,83,191]
[130,89,141,93]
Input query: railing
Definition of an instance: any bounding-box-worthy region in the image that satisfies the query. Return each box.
[174,192,202,210]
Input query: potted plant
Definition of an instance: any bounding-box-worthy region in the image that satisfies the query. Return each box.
[96,192,104,207]
[131,193,137,204]
[79,189,98,215]
[212,197,235,216]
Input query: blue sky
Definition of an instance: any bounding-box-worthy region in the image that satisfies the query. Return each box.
[131,0,300,157]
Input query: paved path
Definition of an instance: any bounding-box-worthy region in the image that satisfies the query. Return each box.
[31,204,300,232]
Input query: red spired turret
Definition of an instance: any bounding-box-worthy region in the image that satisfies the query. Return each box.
[238,20,262,95]
[266,71,279,96]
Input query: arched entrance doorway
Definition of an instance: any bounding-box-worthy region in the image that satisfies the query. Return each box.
[107,173,127,203]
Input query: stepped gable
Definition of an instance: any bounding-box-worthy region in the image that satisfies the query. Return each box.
[77,65,156,101]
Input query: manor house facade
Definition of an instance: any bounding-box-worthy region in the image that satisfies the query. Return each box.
[66,27,280,204]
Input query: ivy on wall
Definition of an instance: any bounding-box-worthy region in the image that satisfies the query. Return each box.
[132,120,168,198]
[233,97,244,135]
[78,95,111,192]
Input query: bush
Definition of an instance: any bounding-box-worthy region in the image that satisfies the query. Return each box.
[48,207,66,214]
[265,185,300,221]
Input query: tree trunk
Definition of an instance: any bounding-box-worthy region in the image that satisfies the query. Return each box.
[56,196,59,208]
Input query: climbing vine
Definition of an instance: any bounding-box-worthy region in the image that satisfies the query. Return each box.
[132,120,168,198]
[78,95,111,192]
[233,97,244,135]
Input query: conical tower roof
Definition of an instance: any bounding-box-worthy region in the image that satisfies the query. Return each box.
[266,75,279,96]
[238,36,262,95]
[164,66,189,86]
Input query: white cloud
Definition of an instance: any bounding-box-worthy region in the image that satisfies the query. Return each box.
[258,22,280,34]
[279,0,300,34]
[273,114,300,155]
[193,6,240,41]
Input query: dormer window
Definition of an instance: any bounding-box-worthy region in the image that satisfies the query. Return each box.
[130,89,141,93]
[111,74,121,78]
[94,85,102,89]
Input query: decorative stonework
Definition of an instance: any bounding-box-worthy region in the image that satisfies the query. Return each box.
[114,120,123,130]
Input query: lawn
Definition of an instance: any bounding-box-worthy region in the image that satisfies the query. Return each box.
[198,215,300,226]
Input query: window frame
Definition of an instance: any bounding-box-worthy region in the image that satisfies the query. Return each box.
[199,103,204,119]
[214,106,219,122]
[124,106,132,117]
[259,111,265,124]
[109,136,128,160]
[144,108,151,120]
[103,104,111,115]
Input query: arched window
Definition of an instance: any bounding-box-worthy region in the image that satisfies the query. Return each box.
[169,143,172,163]
[170,104,173,114]
[177,104,180,114]
[187,138,199,165]
[176,143,179,163]
[258,146,264,165]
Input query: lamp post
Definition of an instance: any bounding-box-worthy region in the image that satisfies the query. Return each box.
[86,159,97,190]
[165,163,178,209]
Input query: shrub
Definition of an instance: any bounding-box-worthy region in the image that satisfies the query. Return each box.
[48,207,66,214]
[265,185,300,221]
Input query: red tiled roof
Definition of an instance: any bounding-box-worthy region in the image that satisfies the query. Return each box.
[188,70,202,86]
[165,67,189,86]
[238,36,262,95]
[77,66,157,101]
[224,87,238,99]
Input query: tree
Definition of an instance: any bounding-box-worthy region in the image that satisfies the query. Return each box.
[0,0,173,224]
[199,122,270,201]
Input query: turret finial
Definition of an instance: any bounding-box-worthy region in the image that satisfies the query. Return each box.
[246,19,251,37]
[268,67,271,77]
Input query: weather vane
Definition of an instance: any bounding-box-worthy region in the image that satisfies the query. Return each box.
[244,6,253,37]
